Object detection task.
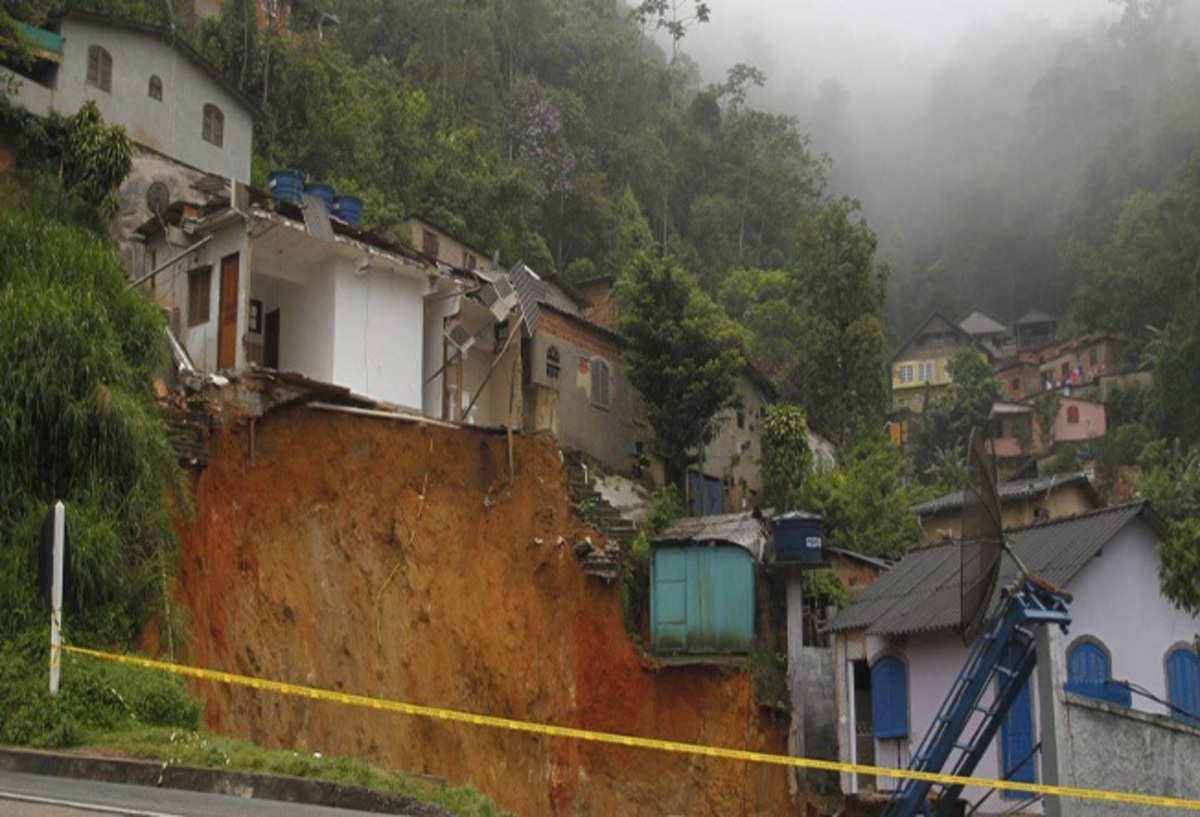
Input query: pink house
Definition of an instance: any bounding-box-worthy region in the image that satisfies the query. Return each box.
[988,396,1106,461]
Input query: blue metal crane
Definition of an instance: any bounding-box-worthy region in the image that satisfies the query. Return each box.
[883,577,1072,817]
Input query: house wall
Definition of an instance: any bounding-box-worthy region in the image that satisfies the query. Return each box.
[702,374,770,507]
[1066,521,1198,718]
[422,280,460,418]
[842,520,1198,813]
[917,485,1097,543]
[1038,336,1124,387]
[51,17,252,182]
[891,315,979,412]
[401,217,487,270]
[1052,695,1200,816]
[253,268,336,383]
[330,260,427,409]
[525,308,641,474]
[1051,399,1106,445]
[143,217,250,372]
[996,362,1041,401]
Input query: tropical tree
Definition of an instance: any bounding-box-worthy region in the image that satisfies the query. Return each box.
[616,253,744,487]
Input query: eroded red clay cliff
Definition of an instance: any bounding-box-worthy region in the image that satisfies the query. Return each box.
[176,407,793,815]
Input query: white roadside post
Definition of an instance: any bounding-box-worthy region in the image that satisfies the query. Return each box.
[49,500,65,696]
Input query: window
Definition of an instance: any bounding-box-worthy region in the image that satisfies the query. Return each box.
[148,74,162,100]
[494,320,509,353]
[590,358,611,408]
[422,229,439,259]
[187,266,212,327]
[86,45,112,93]
[248,299,263,334]
[871,656,908,739]
[917,361,934,383]
[736,409,746,429]
[1166,646,1200,728]
[545,346,560,380]
[896,364,914,384]
[1065,639,1130,706]
[202,104,224,148]
[1066,405,1080,424]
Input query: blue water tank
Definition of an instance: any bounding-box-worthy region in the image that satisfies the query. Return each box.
[332,195,363,228]
[304,183,335,212]
[266,169,305,204]
[773,511,823,564]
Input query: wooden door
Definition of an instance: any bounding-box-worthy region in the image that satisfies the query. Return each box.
[217,253,239,369]
[264,309,280,369]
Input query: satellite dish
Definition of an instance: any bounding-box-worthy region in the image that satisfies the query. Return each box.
[145,181,171,217]
[960,428,1004,645]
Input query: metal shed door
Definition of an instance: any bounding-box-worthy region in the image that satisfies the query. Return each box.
[651,548,689,652]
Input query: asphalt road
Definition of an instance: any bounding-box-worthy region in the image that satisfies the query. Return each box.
[0,771,393,817]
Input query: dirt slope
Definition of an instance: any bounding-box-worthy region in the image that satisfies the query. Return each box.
[176,406,793,815]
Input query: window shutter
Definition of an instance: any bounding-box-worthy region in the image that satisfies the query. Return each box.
[1065,641,1130,706]
[871,657,909,740]
[1167,648,1200,728]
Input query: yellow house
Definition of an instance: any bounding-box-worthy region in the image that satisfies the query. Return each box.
[911,472,1102,543]
[890,311,983,412]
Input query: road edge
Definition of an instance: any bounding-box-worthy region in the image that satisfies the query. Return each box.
[0,746,452,816]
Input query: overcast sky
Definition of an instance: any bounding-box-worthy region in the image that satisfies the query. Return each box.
[680,0,1117,92]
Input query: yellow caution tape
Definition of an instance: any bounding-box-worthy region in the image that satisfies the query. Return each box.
[61,644,1200,811]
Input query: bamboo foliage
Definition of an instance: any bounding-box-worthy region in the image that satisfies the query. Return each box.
[0,208,181,645]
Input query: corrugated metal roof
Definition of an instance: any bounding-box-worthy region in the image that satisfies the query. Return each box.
[911,473,1091,515]
[826,503,1152,636]
[653,512,768,562]
[959,309,1008,337]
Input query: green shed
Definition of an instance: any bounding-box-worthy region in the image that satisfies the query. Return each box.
[650,513,765,655]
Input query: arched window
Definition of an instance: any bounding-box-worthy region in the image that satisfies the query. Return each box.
[545,346,560,380]
[1066,638,1130,706]
[86,45,113,93]
[1166,646,1200,728]
[148,75,162,100]
[202,104,225,148]
[871,656,909,739]
[590,358,611,408]
[1066,405,1080,424]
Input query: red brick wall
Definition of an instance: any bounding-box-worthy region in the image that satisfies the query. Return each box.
[538,308,622,361]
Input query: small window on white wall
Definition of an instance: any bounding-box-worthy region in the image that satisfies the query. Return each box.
[148,75,163,100]
[86,45,112,93]
[202,104,225,148]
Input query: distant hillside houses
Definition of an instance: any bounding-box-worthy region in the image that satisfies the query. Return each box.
[889,305,1149,474]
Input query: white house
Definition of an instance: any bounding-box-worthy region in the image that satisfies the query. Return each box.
[2,10,255,183]
[825,502,1200,815]
[134,184,439,411]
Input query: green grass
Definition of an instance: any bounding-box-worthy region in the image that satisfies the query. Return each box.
[0,640,503,816]
[81,727,505,817]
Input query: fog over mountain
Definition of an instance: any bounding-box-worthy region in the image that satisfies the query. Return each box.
[667,0,1200,340]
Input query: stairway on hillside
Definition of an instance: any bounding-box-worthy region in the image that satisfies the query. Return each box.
[563,451,639,581]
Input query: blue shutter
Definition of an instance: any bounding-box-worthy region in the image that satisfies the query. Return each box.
[1065,641,1131,707]
[1000,644,1036,798]
[871,656,909,740]
[1166,648,1200,728]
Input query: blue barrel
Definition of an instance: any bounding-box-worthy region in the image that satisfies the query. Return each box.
[772,511,823,564]
[304,183,335,212]
[266,169,305,204]
[332,194,363,227]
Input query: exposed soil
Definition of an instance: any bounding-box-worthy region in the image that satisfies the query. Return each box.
[175,406,795,815]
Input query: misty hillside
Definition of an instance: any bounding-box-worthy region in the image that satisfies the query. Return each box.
[683,0,1200,344]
